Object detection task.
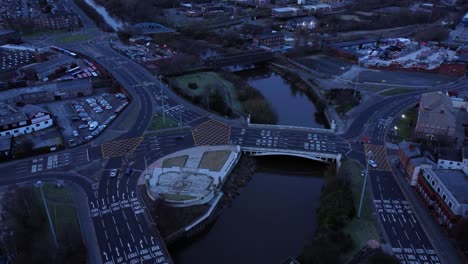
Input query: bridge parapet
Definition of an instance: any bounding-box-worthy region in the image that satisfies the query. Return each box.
[240,146,342,169]
[248,123,336,134]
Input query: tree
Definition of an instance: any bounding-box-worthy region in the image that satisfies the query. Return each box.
[302,236,341,264]
[367,251,399,264]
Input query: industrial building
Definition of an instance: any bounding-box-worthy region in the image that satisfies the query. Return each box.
[20,54,76,81]
[0,79,93,106]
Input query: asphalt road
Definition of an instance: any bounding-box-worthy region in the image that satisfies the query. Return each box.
[5,21,468,264]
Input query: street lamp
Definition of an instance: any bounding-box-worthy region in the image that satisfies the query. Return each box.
[157,75,166,127]
[394,126,398,130]
[354,61,361,98]
[358,151,373,219]
[35,181,59,249]
[401,114,405,118]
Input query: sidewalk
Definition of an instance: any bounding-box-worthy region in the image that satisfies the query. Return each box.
[69,183,102,264]
[388,155,462,264]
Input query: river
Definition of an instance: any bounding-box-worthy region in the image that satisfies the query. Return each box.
[238,68,325,128]
[83,0,125,31]
[172,156,325,264]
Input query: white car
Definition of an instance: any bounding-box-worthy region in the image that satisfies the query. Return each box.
[72,131,79,137]
[110,169,118,177]
[368,160,378,168]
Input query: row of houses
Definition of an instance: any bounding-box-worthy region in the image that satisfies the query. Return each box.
[398,142,468,230]
[0,104,53,138]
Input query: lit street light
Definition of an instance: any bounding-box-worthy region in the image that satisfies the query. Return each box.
[35,181,59,249]
[401,114,406,118]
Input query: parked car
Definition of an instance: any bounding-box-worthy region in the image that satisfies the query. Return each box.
[368,160,377,168]
[110,169,118,177]
[125,168,134,176]
[72,131,79,137]
[78,124,88,129]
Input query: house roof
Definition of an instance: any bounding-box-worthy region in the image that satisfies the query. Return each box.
[409,156,435,167]
[399,142,421,158]
[417,92,456,128]
[22,104,48,119]
[435,169,468,204]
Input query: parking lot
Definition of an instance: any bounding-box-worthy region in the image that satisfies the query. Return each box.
[44,93,128,147]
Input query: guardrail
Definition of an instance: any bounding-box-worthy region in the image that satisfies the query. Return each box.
[248,123,335,133]
[240,146,341,160]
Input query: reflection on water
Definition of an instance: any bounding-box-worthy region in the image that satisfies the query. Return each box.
[172,156,326,264]
[238,68,325,128]
[83,0,125,30]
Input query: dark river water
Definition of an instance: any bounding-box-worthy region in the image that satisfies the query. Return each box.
[172,156,326,264]
[237,68,325,128]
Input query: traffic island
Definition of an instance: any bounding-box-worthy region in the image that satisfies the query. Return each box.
[137,145,242,243]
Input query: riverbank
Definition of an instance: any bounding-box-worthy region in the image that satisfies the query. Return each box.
[267,64,330,128]
[167,71,278,124]
[150,156,257,247]
[172,156,326,264]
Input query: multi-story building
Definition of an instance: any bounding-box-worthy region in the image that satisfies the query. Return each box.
[415,91,457,140]
[32,12,81,31]
[437,147,463,170]
[416,168,468,229]
[398,142,436,186]
[0,104,53,137]
[253,32,285,47]
[398,142,421,170]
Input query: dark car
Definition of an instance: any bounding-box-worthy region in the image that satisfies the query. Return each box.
[125,168,134,176]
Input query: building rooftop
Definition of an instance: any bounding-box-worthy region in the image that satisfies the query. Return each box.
[399,141,421,158]
[438,147,461,161]
[410,156,436,167]
[435,169,468,204]
[272,7,299,12]
[0,29,15,36]
[21,54,75,75]
[0,79,92,103]
[418,92,457,129]
[0,111,26,127]
[130,22,176,35]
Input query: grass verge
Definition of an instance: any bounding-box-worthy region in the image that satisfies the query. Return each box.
[163,155,188,168]
[57,34,91,43]
[394,107,418,142]
[148,115,179,130]
[381,88,413,96]
[199,150,231,171]
[342,160,379,261]
[170,72,242,112]
[35,184,81,242]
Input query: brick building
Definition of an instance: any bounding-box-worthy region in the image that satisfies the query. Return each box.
[398,142,421,170]
[253,32,285,47]
[416,168,468,230]
[415,92,457,140]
